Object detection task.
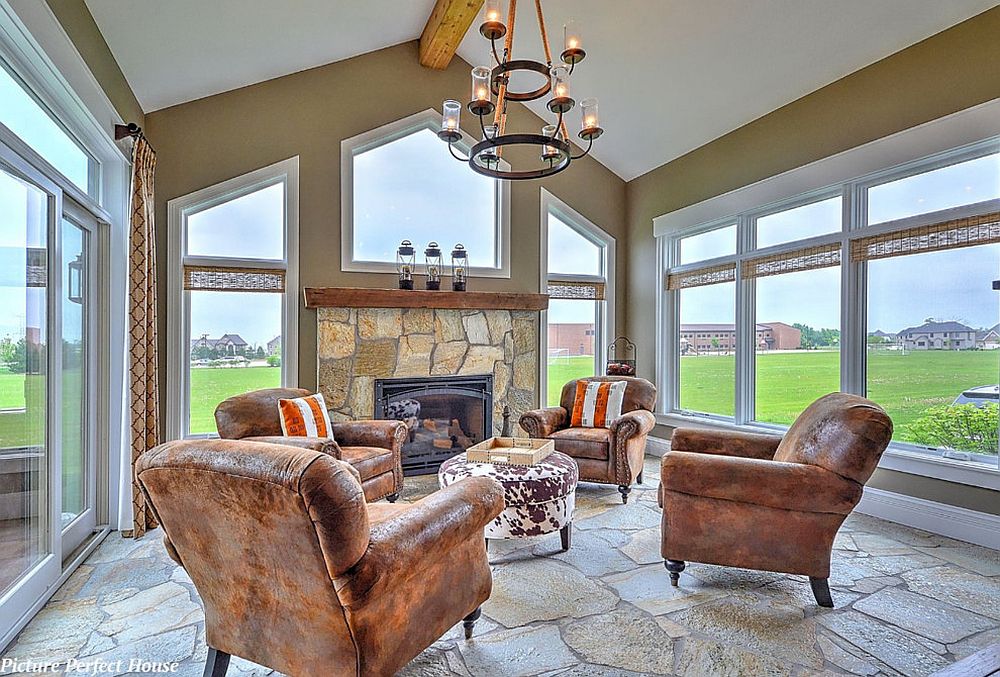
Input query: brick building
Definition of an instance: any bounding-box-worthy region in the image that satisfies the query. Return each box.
[680,322,801,354]
[548,323,596,356]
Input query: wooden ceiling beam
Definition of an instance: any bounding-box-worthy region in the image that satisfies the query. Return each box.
[419,0,484,70]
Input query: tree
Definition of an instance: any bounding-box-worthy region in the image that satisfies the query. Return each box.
[255,346,266,358]
[192,345,215,360]
[909,404,998,456]
[266,353,281,368]
[710,338,720,355]
[0,336,14,367]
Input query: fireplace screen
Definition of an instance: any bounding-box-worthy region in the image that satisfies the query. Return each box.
[374,374,493,475]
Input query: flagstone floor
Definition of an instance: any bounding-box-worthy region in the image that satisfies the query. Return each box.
[3,455,1000,676]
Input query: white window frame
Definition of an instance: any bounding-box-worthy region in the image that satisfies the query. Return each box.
[0,0,131,648]
[166,157,300,440]
[340,109,511,278]
[654,98,1000,491]
[539,188,616,403]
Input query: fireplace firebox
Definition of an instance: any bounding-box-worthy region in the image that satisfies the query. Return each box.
[374,374,493,476]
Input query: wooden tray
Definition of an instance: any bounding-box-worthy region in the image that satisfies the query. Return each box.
[466,437,554,466]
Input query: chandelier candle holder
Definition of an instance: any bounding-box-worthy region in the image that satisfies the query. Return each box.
[451,244,469,292]
[436,0,604,181]
[424,241,443,290]
[396,240,415,290]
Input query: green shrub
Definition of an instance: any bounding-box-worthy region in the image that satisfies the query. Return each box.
[908,403,998,456]
[266,353,281,367]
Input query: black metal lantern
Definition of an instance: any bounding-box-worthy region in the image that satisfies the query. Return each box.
[397,240,415,290]
[450,244,468,292]
[424,241,443,290]
[606,336,636,376]
[67,253,84,304]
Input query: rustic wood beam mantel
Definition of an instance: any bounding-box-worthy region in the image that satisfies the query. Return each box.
[304,287,548,311]
[419,0,484,70]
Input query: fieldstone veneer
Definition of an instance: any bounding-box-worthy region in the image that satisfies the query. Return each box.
[316,307,539,435]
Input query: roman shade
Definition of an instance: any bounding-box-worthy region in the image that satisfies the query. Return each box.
[666,262,736,290]
[183,265,286,293]
[742,243,841,279]
[850,210,1000,262]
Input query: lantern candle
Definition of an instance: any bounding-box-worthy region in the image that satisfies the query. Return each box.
[547,65,574,114]
[424,241,443,290]
[397,240,416,290]
[469,67,494,115]
[479,123,499,168]
[579,98,604,141]
[561,20,586,64]
[451,244,469,292]
[541,125,560,163]
[480,0,506,39]
[438,99,462,142]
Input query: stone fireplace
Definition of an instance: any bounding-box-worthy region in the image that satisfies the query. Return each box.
[312,294,544,465]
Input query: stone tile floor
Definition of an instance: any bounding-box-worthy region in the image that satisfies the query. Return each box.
[3,455,1000,676]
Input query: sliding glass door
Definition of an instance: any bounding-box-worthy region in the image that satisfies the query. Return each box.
[0,142,104,640]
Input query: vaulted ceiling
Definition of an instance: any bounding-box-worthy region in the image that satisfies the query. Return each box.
[84,0,998,180]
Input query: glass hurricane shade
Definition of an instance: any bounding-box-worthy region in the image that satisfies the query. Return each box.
[442,100,461,133]
[480,124,499,167]
[397,240,415,289]
[564,20,581,51]
[484,0,502,24]
[581,98,599,132]
[541,125,560,161]
[425,241,443,290]
[471,67,491,104]
[451,244,468,291]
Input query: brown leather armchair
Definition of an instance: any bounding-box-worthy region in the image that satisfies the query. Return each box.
[660,392,892,607]
[136,439,505,677]
[215,388,403,503]
[520,376,657,503]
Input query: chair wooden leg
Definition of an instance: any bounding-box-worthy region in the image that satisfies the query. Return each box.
[463,607,482,640]
[664,559,685,587]
[560,523,572,551]
[810,577,834,608]
[618,485,631,504]
[204,648,230,677]
[385,493,399,503]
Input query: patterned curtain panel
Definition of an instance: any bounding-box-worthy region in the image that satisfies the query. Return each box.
[127,137,160,538]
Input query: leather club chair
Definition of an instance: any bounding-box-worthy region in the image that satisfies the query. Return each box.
[660,392,893,607]
[520,376,657,503]
[215,387,403,503]
[136,439,505,677]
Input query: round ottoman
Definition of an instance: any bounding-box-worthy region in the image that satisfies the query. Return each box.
[438,450,578,551]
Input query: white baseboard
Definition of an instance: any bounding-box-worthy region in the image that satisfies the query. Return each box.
[645,436,671,458]
[856,487,1000,550]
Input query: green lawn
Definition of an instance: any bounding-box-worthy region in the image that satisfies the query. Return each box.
[189,365,280,434]
[680,349,999,444]
[547,356,597,406]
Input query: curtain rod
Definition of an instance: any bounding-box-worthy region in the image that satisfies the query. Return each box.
[114,122,155,152]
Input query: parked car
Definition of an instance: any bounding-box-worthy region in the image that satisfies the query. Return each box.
[953,385,999,407]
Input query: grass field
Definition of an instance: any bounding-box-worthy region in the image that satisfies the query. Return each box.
[189,365,280,434]
[547,356,597,405]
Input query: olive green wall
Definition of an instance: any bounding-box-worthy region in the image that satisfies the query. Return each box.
[42,0,144,125]
[144,41,627,406]
[624,7,1000,515]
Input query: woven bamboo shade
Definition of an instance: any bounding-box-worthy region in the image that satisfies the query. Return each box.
[666,262,736,290]
[547,280,606,300]
[183,265,285,293]
[851,210,1000,262]
[26,247,47,287]
[742,243,841,279]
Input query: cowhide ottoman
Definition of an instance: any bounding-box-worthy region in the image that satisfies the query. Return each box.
[438,450,578,551]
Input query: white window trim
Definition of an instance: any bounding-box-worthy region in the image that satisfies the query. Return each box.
[166,157,300,441]
[340,109,511,278]
[654,100,1000,491]
[539,188,616,404]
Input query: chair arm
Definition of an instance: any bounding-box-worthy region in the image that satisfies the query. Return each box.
[610,410,656,440]
[340,477,504,604]
[332,420,407,450]
[660,451,862,515]
[670,427,782,460]
[243,435,342,459]
[519,407,568,438]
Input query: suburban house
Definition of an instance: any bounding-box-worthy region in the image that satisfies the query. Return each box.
[189,333,249,357]
[978,323,1000,349]
[897,320,978,350]
[1,2,998,676]
[680,322,802,354]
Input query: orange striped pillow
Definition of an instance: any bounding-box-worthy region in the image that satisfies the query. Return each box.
[570,380,627,428]
[278,393,334,438]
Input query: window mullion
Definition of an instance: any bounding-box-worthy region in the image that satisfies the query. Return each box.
[734,214,755,424]
[841,183,866,396]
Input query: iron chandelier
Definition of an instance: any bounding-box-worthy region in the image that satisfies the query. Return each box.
[437,0,604,181]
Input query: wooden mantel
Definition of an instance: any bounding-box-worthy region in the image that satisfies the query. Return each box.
[304,287,548,311]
